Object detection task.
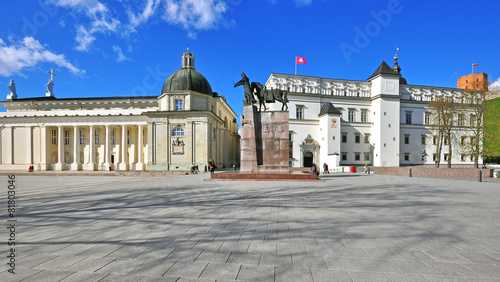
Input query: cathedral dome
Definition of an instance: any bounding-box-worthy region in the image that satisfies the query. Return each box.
[161,49,213,96]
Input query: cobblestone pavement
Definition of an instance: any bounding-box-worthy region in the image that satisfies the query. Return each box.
[1,173,499,281]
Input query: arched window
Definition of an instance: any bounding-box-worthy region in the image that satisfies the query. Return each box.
[173,127,184,137]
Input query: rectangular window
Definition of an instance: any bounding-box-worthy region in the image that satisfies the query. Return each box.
[421,135,426,145]
[444,137,449,145]
[52,129,57,145]
[364,134,370,143]
[64,130,70,145]
[433,154,437,161]
[405,112,412,124]
[111,130,115,145]
[471,137,476,146]
[79,130,85,145]
[355,153,360,161]
[444,154,449,161]
[127,130,130,145]
[348,110,355,122]
[95,129,100,145]
[342,133,347,143]
[404,135,410,144]
[364,153,370,161]
[361,110,368,123]
[470,114,476,126]
[296,106,304,119]
[461,154,467,162]
[424,112,430,125]
[458,115,464,126]
[175,99,183,111]
[433,135,437,145]
[341,153,347,161]
[355,134,360,143]
[404,153,410,161]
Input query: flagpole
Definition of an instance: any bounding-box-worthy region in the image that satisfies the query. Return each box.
[295,58,297,76]
[471,64,473,74]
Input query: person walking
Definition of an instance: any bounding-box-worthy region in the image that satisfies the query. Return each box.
[323,163,329,174]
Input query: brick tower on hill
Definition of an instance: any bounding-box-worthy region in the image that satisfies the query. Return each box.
[457,73,489,91]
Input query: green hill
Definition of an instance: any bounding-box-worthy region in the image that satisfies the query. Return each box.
[485,96,500,161]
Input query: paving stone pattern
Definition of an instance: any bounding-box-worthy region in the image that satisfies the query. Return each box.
[1,173,500,281]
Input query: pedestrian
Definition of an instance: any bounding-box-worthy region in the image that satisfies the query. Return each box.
[208,159,217,174]
[232,164,236,172]
[311,163,319,178]
[364,164,368,174]
[204,165,207,173]
[323,163,329,174]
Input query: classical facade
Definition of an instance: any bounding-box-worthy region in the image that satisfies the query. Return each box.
[0,49,240,171]
[265,57,482,168]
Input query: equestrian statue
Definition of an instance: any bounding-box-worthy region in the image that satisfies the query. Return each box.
[234,72,288,111]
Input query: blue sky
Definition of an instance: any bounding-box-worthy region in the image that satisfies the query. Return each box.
[1,0,499,117]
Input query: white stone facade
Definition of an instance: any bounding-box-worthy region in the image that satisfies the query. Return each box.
[264,65,482,168]
[0,50,240,171]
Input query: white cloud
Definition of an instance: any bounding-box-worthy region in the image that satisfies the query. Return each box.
[490,78,500,91]
[75,25,96,51]
[0,37,84,77]
[164,0,228,30]
[112,45,130,62]
[127,0,161,32]
[48,0,232,48]
[49,0,120,51]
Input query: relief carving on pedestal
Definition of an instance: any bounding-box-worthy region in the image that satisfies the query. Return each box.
[172,138,185,155]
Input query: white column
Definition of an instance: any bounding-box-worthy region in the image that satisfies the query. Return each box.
[136,124,145,170]
[118,124,128,170]
[26,126,33,165]
[71,126,80,170]
[86,125,95,171]
[55,126,64,170]
[7,126,13,165]
[103,125,111,170]
[40,126,47,170]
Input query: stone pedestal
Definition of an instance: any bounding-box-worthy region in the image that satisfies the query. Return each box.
[240,105,289,173]
[70,162,81,171]
[55,162,66,171]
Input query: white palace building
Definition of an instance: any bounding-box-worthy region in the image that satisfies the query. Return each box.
[0,49,240,171]
[265,56,482,168]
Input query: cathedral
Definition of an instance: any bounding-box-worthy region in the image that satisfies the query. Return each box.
[0,49,240,171]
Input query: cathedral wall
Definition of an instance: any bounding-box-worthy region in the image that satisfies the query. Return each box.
[0,128,9,164]
[32,127,41,166]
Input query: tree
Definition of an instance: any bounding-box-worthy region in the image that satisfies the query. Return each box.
[459,90,485,168]
[428,95,458,168]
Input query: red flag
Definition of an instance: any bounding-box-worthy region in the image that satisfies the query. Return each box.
[296,57,307,64]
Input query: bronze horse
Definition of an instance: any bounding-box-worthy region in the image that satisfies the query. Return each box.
[251,82,289,111]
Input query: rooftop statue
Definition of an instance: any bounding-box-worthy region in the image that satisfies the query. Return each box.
[46,80,54,95]
[7,80,16,96]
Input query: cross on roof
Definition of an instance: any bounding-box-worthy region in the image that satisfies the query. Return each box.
[47,69,57,81]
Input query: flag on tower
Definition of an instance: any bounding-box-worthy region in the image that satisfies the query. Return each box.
[472,63,479,67]
[296,57,307,64]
